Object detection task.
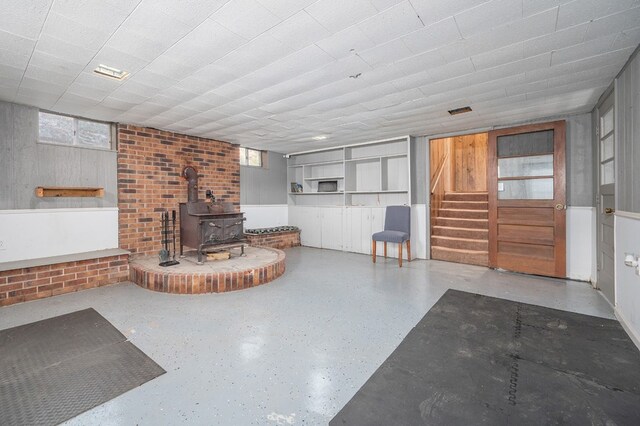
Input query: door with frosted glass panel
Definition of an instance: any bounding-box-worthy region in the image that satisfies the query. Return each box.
[597,92,615,304]
[488,121,566,278]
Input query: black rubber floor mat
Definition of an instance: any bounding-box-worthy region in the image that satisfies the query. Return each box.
[331,290,640,425]
[0,308,165,425]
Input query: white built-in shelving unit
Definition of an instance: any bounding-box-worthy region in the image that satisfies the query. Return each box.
[287,136,412,257]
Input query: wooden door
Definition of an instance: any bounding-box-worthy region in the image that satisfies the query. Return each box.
[596,92,615,304]
[488,121,566,278]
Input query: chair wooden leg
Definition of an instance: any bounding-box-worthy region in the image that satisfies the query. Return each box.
[372,240,376,263]
[398,242,403,267]
[384,242,387,258]
[407,240,411,262]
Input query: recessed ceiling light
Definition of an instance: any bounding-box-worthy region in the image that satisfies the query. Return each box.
[312,135,327,140]
[448,106,473,115]
[94,64,129,80]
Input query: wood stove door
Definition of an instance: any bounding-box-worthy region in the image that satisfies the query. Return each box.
[224,217,243,241]
[202,220,224,245]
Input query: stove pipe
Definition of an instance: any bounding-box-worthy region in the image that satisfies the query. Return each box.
[182,166,199,203]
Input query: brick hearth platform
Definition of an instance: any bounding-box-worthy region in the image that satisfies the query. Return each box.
[129,246,285,294]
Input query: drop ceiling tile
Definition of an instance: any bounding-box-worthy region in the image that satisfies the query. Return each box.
[0,63,24,85]
[409,0,489,26]
[41,12,111,51]
[22,65,78,87]
[523,23,588,58]
[66,82,111,101]
[50,0,130,33]
[14,87,59,109]
[358,38,413,67]
[584,6,640,41]
[315,26,375,59]
[401,17,461,54]
[305,0,379,33]
[550,34,616,65]
[211,0,280,39]
[370,0,404,12]
[87,46,151,76]
[557,0,637,30]
[34,34,95,65]
[147,0,229,26]
[212,33,294,77]
[0,0,52,40]
[29,50,86,76]
[118,3,193,48]
[394,48,446,76]
[167,19,247,64]
[612,26,640,49]
[144,56,201,80]
[267,11,330,51]
[127,69,179,91]
[427,58,476,82]
[106,28,173,62]
[256,0,317,19]
[358,1,424,44]
[0,48,30,69]
[456,0,524,38]
[472,43,524,70]
[0,29,36,56]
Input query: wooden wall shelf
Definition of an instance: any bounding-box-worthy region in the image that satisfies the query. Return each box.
[35,187,104,198]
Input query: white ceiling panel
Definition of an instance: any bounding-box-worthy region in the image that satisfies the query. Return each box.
[306,0,379,33]
[211,0,280,40]
[267,11,330,51]
[357,1,424,44]
[0,0,637,152]
[0,0,52,40]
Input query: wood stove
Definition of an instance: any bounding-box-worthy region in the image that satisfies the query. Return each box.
[179,166,246,264]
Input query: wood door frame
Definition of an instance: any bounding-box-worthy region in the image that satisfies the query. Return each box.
[488,120,567,277]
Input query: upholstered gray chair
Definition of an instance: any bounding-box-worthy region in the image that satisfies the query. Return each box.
[372,205,411,267]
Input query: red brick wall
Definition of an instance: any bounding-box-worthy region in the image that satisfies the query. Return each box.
[0,254,129,307]
[117,125,240,257]
[246,230,301,250]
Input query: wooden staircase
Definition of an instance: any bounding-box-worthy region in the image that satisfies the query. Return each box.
[431,192,489,266]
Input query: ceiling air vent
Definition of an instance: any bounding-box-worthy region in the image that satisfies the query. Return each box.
[94,64,129,80]
[448,106,472,115]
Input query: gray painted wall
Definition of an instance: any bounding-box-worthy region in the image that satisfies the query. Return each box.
[240,150,287,205]
[411,113,594,208]
[616,49,640,213]
[0,101,118,210]
[411,136,428,205]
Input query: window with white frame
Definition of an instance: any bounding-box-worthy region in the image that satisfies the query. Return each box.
[38,111,114,150]
[239,147,263,167]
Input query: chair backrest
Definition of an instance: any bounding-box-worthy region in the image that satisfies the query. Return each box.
[384,205,410,234]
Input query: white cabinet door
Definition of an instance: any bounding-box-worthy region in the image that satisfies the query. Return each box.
[320,207,343,250]
[290,206,322,248]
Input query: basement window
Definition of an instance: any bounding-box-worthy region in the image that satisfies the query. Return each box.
[239,147,263,167]
[38,111,115,150]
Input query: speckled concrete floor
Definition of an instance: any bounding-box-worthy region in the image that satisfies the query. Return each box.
[0,247,613,425]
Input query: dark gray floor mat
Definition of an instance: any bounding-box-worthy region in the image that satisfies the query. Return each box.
[0,308,165,426]
[331,290,640,425]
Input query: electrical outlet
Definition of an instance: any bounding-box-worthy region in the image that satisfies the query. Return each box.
[0,240,6,250]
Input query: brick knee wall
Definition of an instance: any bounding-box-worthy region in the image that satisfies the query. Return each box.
[245,230,301,250]
[0,254,129,307]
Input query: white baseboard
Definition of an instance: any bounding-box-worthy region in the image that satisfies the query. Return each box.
[615,307,640,351]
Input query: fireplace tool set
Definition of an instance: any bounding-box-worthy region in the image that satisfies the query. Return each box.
[159,210,180,267]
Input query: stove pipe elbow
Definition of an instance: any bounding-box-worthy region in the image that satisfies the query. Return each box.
[182,166,199,203]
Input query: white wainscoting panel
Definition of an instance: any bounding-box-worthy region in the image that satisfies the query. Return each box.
[615,214,640,350]
[241,204,288,229]
[566,206,595,282]
[0,208,119,263]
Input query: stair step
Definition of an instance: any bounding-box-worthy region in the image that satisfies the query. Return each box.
[439,208,488,219]
[432,236,488,251]
[432,226,488,239]
[442,200,488,210]
[435,217,488,229]
[444,192,488,201]
[432,246,488,267]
